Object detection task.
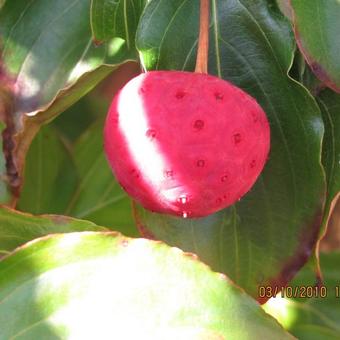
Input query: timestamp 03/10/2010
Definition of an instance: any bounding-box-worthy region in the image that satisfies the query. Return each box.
[258,285,340,299]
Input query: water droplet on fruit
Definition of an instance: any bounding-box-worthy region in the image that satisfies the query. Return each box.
[146,129,156,139]
[233,133,242,144]
[214,92,224,100]
[221,175,228,182]
[193,120,204,130]
[177,195,187,204]
[182,211,188,218]
[196,159,205,167]
[250,159,256,168]
[176,90,185,99]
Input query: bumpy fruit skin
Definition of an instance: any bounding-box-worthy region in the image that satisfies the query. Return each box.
[104,71,270,218]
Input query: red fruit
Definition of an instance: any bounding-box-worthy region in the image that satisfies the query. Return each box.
[104,71,270,218]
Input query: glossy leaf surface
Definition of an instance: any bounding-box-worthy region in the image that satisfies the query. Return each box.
[0,0,133,118]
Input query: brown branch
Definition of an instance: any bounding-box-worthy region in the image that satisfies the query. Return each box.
[195,0,210,74]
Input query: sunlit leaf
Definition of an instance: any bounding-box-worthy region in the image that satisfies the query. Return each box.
[264,251,340,339]
[0,232,294,339]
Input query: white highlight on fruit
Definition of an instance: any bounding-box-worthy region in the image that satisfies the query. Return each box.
[178,195,187,204]
[117,75,184,206]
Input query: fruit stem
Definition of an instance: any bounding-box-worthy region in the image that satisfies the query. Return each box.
[195,0,210,74]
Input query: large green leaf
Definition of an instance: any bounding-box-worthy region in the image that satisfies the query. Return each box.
[17,125,77,215]
[0,232,294,339]
[264,251,340,339]
[290,0,340,93]
[91,0,146,46]
[135,0,325,300]
[65,120,137,237]
[0,207,106,255]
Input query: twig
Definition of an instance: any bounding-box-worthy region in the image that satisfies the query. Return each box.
[195,0,210,74]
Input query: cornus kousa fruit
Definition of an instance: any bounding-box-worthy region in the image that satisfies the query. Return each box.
[104,71,270,218]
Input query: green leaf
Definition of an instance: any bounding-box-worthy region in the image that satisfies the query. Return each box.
[318,90,340,217]
[18,115,137,237]
[0,232,294,339]
[0,207,106,254]
[17,125,77,215]
[65,120,137,237]
[290,0,340,93]
[264,251,340,339]
[91,0,146,46]
[135,0,325,300]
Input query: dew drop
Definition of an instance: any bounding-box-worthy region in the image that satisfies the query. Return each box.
[221,175,228,182]
[177,195,187,204]
[146,129,157,139]
[196,159,205,167]
[233,133,242,145]
[250,159,256,168]
[193,119,205,130]
[214,92,224,100]
[182,211,188,218]
[176,90,185,99]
